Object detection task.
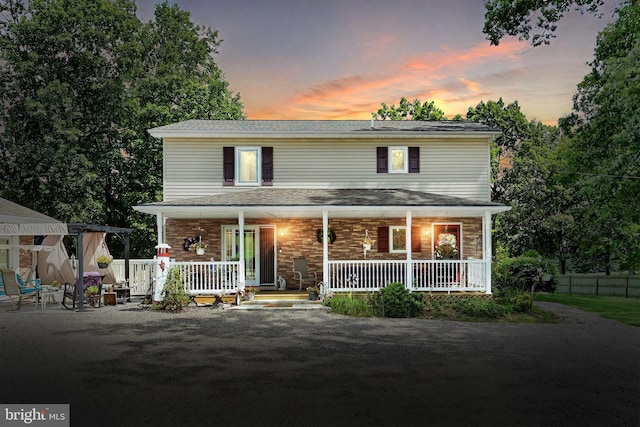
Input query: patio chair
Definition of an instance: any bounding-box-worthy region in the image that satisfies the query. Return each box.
[292,257,317,291]
[0,269,38,310]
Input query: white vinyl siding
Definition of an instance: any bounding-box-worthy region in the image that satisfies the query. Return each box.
[163,137,490,201]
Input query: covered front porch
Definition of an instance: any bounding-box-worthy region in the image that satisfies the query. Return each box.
[135,188,509,298]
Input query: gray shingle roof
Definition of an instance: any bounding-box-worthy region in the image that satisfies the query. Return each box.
[142,189,504,208]
[148,120,500,138]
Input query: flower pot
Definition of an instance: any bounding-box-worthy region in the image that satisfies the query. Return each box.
[246,292,255,301]
[98,262,109,269]
[363,244,371,251]
[196,248,205,255]
[308,292,319,301]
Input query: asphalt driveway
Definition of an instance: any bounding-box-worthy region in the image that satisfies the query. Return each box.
[0,301,638,427]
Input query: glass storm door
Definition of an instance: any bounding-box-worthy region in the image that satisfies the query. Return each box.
[223,227,258,286]
[223,226,276,287]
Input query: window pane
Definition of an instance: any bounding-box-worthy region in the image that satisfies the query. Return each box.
[391,149,405,172]
[391,228,406,251]
[239,150,258,183]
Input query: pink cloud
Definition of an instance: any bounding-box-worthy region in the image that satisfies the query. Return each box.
[248,39,527,120]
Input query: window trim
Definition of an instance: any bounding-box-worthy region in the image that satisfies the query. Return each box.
[235,146,262,186]
[388,146,408,174]
[389,225,407,253]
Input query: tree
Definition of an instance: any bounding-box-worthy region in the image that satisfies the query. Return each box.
[466,98,531,203]
[559,2,640,273]
[373,97,445,121]
[0,0,244,257]
[483,0,610,46]
[497,123,576,273]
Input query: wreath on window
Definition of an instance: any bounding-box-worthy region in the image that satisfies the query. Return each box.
[317,229,337,244]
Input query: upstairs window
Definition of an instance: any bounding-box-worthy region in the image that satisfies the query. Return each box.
[237,147,260,185]
[377,146,419,173]
[223,147,273,186]
[389,147,408,173]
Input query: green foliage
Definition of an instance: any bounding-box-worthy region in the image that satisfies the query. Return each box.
[373,97,446,121]
[494,289,533,314]
[483,0,607,47]
[156,266,190,312]
[453,299,506,319]
[0,0,244,258]
[327,293,373,317]
[494,254,557,294]
[377,283,424,318]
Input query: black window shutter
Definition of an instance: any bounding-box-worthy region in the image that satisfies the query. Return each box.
[411,227,421,252]
[223,147,234,186]
[262,147,273,186]
[377,226,389,253]
[409,147,419,173]
[377,147,388,173]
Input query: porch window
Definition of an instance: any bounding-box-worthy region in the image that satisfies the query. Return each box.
[390,226,406,253]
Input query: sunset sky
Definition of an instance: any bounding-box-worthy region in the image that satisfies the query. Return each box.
[137,0,617,125]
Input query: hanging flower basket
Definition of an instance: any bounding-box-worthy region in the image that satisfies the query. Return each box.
[188,241,208,255]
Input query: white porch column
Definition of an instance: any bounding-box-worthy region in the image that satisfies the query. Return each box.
[406,210,412,290]
[156,213,164,245]
[483,211,492,294]
[323,210,329,290]
[238,211,245,291]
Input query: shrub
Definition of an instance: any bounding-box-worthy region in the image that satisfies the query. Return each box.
[453,299,506,318]
[493,254,557,295]
[378,283,424,318]
[328,293,372,317]
[155,266,191,312]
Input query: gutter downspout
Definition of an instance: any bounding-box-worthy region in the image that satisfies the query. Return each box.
[323,210,329,292]
[406,210,412,291]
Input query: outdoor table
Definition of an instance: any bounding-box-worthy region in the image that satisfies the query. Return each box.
[38,285,60,310]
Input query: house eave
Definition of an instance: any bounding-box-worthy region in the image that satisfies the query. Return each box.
[148,130,501,140]
[134,204,510,219]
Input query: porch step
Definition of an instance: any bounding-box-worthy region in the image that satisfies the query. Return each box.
[237,290,325,310]
[252,291,309,301]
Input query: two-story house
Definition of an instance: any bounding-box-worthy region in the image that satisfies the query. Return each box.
[134,120,509,298]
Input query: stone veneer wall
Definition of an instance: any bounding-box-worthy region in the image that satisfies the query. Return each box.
[166,217,483,290]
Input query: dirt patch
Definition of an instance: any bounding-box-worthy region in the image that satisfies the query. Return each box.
[1,301,638,427]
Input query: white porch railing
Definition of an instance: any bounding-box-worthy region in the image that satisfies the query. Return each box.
[173,261,241,295]
[113,259,487,296]
[327,259,487,293]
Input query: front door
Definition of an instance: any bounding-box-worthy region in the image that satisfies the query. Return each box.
[433,224,462,284]
[433,224,461,260]
[222,226,275,287]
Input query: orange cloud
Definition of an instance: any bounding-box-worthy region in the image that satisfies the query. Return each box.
[248,39,527,120]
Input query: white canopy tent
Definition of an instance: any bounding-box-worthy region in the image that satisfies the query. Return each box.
[0,197,68,279]
[0,197,68,237]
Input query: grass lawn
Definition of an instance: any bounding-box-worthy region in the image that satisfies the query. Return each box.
[536,293,640,327]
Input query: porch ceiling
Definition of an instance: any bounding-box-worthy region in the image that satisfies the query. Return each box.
[134,188,510,219]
